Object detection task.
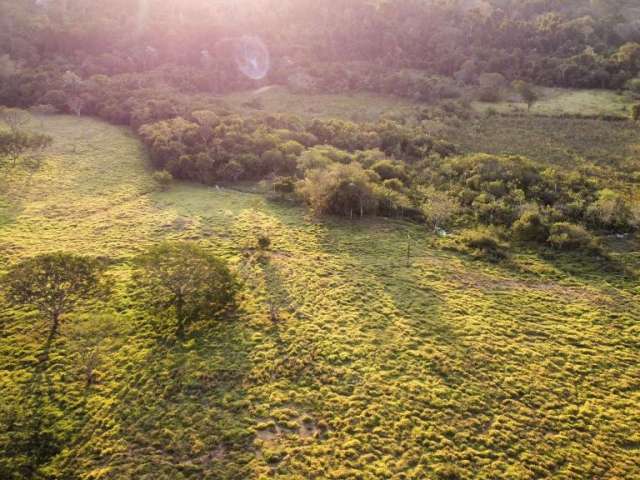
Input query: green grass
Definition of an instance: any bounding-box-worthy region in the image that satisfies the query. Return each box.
[1,114,639,479]
[441,114,640,194]
[472,88,637,118]
[222,86,417,122]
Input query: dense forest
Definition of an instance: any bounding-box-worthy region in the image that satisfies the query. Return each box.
[2,0,640,102]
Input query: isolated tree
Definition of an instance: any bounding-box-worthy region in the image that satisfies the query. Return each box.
[478,72,507,102]
[1,253,111,337]
[152,169,173,191]
[66,96,85,116]
[420,186,459,231]
[0,130,52,169]
[133,242,238,337]
[512,80,539,111]
[0,107,28,132]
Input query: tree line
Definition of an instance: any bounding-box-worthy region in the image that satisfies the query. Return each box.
[3,101,637,257]
[136,108,639,249]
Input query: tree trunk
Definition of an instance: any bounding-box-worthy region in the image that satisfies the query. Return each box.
[176,318,185,338]
[50,313,60,338]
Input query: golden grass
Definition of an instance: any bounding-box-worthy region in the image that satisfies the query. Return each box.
[472,88,636,118]
[0,113,639,479]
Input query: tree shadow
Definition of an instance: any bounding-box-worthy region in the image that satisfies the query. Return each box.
[58,312,257,479]
[2,326,67,478]
[534,248,638,287]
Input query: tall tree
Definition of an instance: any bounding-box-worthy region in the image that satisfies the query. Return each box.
[1,253,112,338]
[132,242,238,337]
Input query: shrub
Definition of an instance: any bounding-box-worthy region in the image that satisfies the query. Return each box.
[626,78,640,94]
[28,104,58,115]
[512,210,549,242]
[459,227,508,261]
[297,162,379,217]
[279,140,305,156]
[547,222,598,251]
[257,235,271,250]
[242,97,264,110]
[371,159,407,181]
[477,87,501,103]
[512,80,539,110]
[152,169,173,191]
[586,189,634,232]
[273,176,296,197]
[382,178,404,192]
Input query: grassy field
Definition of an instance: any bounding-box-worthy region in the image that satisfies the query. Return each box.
[1,114,639,479]
[441,114,640,195]
[222,86,418,122]
[472,88,636,118]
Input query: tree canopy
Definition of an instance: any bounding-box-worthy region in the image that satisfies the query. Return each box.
[132,242,238,337]
[1,253,112,337]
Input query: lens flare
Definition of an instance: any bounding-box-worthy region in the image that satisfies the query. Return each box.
[233,35,270,80]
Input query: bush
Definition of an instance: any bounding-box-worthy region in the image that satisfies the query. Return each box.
[512,210,549,242]
[28,104,58,115]
[297,162,379,217]
[273,176,296,197]
[371,159,407,181]
[382,178,404,192]
[547,222,598,251]
[152,169,173,191]
[626,78,640,94]
[459,227,508,261]
[586,189,634,232]
[242,97,264,110]
[257,235,271,250]
[477,87,501,103]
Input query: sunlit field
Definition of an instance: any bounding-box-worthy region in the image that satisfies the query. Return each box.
[222,86,418,122]
[472,88,636,118]
[2,1,640,479]
[0,113,638,479]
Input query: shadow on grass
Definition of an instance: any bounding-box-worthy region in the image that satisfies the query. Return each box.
[255,253,327,388]
[1,327,68,479]
[535,248,638,287]
[98,315,255,479]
